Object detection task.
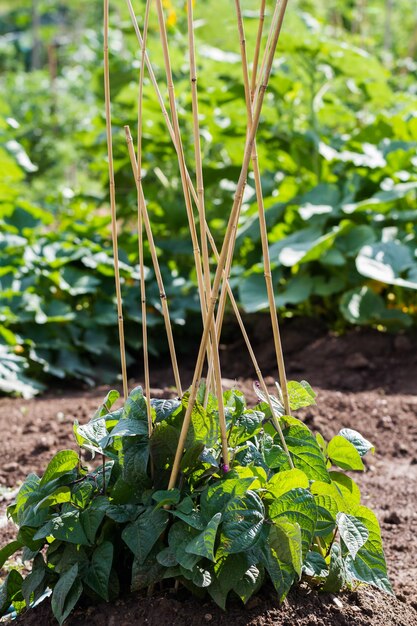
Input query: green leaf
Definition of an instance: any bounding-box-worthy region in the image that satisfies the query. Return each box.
[84,541,113,601]
[271,517,303,577]
[340,286,411,328]
[123,386,148,421]
[221,489,265,553]
[168,522,200,570]
[81,498,108,544]
[34,511,89,545]
[338,428,375,457]
[266,468,309,499]
[108,418,149,439]
[268,488,317,559]
[336,512,369,560]
[21,556,46,607]
[122,508,169,564]
[287,380,316,410]
[356,241,417,290]
[152,489,181,508]
[0,570,23,615]
[329,471,361,505]
[51,564,83,626]
[322,543,346,593]
[151,398,181,422]
[39,450,79,486]
[0,540,23,569]
[185,512,222,561]
[200,476,255,520]
[327,436,364,471]
[343,504,393,595]
[233,564,264,604]
[282,418,330,482]
[261,526,296,602]
[302,551,328,578]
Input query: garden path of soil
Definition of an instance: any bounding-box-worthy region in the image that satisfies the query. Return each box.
[1,319,417,625]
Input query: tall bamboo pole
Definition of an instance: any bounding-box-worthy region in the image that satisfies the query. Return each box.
[251,0,266,98]
[104,0,128,401]
[234,0,291,416]
[155,0,229,468]
[168,0,291,489]
[136,0,153,436]
[125,127,183,397]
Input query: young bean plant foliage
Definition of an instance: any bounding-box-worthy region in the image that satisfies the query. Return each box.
[0,382,392,623]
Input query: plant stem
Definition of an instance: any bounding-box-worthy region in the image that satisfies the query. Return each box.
[104,0,129,401]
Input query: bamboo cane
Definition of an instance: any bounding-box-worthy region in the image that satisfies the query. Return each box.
[136,0,153,437]
[168,0,291,489]
[251,0,266,98]
[104,0,129,401]
[125,126,183,398]
[155,0,229,468]
[235,0,291,417]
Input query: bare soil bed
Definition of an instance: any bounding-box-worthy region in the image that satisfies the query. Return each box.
[1,318,417,625]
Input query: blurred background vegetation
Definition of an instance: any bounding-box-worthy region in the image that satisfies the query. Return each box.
[1,0,417,396]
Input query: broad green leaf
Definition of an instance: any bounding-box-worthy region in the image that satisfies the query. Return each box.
[327,436,364,471]
[266,468,309,499]
[287,380,316,410]
[322,543,346,593]
[272,517,303,577]
[261,526,297,602]
[343,504,393,595]
[0,540,23,569]
[84,541,113,601]
[122,438,150,487]
[340,286,411,328]
[200,476,255,520]
[302,551,328,578]
[51,564,83,626]
[233,564,264,604]
[185,512,222,561]
[152,489,181,507]
[34,511,89,545]
[221,491,265,553]
[268,488,317,559]
[35,486,72,511]
[81,498,108,544]
[122,508,169,564]
[0,570,23,615]
[182,564,213,588]
[150,398,181,422]
[92,390,120,419]
[21,556,46,607]
[168,522,200,570]
[123,386,148,421]
[356,242,417,290]
[214,553,253,598]
[40,450,79,486]
[282,418,330,482]
[108,418,149,439]
[336,512,369,560]
[329,471,361,505]
[338,428,375,456]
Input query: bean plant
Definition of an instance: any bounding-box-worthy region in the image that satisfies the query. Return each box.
[0,381,391,624]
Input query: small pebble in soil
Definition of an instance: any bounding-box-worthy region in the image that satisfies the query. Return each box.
[331,595,343,609]
[204,613,213,622]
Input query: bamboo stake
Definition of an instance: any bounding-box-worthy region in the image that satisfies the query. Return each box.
[125,126,183,397]
[136,0,153,437]
[235,0,291,416]
[251,0,266,98]
[104,0,128,401]
[155,0,229,468]
[168,0,291,489]
[187,0,211,337]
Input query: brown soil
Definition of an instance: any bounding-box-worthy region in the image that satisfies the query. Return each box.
[1,319,417,625]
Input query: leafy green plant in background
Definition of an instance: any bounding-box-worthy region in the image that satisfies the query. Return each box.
[1,0,417,396]
[0,381,392,623]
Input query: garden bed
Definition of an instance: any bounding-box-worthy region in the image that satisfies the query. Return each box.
[1,319,417,625]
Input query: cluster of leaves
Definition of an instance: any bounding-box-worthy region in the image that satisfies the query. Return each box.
[0,381,392,624]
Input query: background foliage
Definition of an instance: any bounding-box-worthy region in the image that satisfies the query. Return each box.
[1,0,417,394]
